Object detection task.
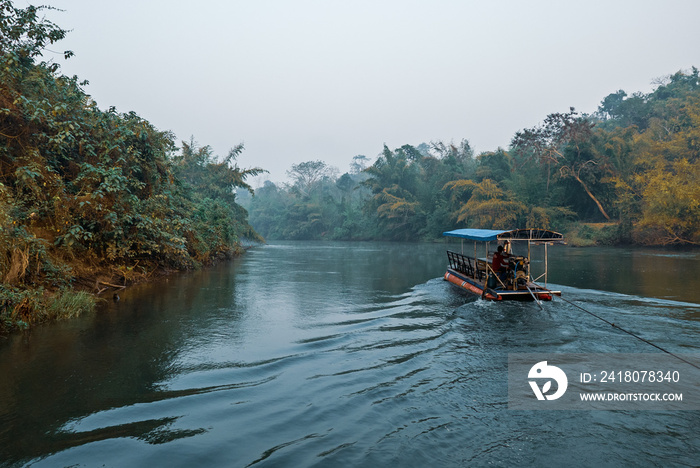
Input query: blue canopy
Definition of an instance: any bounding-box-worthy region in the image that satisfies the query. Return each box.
[443,228,564,243]
[442,229,509,241]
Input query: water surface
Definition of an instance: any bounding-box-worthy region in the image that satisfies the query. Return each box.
[1,242,699,466]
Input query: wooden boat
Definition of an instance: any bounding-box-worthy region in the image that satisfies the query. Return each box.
[443,228,564,301]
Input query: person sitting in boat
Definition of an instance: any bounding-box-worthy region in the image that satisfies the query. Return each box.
[492,245,511,283]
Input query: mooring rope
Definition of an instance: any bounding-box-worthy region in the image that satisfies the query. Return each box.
[556,294,700,371]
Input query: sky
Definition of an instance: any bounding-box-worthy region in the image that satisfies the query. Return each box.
[31,0,700,184]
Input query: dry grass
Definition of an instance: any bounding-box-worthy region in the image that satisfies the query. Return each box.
[3,247,29,284]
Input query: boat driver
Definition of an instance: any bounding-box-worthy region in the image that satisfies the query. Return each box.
[492,245,510,283]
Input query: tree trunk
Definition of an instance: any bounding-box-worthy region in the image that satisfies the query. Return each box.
[573,174,611,220]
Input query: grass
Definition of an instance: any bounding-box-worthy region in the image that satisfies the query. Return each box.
[0,286,97,333]
[46,289,97,321]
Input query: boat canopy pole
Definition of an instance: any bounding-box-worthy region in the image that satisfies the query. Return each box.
[527,239,531,282]
[545,242,548,287]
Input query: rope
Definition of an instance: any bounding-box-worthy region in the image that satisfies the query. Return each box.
[557,295,700,371]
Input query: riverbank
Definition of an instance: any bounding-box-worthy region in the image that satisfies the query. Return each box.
[0,242,256,335]
[564,222,624,246]
[563,221,699,247]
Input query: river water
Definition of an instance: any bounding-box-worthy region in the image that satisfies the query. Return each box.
[1,242,699,467]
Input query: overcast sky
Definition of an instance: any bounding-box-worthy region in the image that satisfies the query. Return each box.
[34,0,700,183]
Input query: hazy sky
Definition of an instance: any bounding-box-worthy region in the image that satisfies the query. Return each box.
[34,0,700,183]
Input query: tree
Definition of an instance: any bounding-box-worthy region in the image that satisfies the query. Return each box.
[638,158,700,244]
[454,179,526,228]
[596,90,627,120]
[512,108,612,220]
[361,145,425,239]
[430,139,475,178]
[173,138,264,201]
[287,160,335,198]
[442,179,477,225]
[615,92,650,130]
[350,155,369,174]
[0,1,72,65]
[475,148,512,182]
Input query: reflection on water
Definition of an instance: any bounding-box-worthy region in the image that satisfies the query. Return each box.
[549,245,700,304]
[0,242,699,466]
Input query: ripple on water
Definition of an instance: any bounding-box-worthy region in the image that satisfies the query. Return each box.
[17,254,700,467]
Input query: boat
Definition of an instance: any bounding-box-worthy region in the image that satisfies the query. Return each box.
[443,228,564,301]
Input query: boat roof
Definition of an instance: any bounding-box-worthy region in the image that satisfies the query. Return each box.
[443,228,565,243]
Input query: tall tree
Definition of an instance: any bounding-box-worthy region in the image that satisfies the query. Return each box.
[287,160,335,198]
[596,90,627,120]
[361,145,425,239]
[512,108,612,220]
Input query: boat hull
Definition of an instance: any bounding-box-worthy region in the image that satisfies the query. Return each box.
[444,269,560,301]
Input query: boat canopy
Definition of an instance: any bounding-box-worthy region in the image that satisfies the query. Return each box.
[443,228,565,243]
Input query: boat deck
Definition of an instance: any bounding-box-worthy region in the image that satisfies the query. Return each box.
[444,251,560,301]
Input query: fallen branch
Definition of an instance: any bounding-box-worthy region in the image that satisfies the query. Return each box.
[98,280,126,290]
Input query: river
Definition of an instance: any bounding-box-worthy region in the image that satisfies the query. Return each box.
[1,241,699,467]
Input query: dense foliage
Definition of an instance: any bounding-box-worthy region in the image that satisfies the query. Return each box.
[0,2,262,331]
[248,68,700,246]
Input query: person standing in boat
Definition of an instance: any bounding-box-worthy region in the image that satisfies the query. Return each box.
[492,244,510,283]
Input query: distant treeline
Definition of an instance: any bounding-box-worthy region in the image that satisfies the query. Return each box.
[1,2,262,330]
[245,68,700,246]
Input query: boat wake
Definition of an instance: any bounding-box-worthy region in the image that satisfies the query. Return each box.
[24,277,700,467]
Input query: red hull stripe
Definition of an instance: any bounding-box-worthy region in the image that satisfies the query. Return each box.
[444,272,500,300]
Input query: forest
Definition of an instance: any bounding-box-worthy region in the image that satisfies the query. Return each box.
[245,70,700,247]
[1,1,699,332]
[0,2,262,331]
